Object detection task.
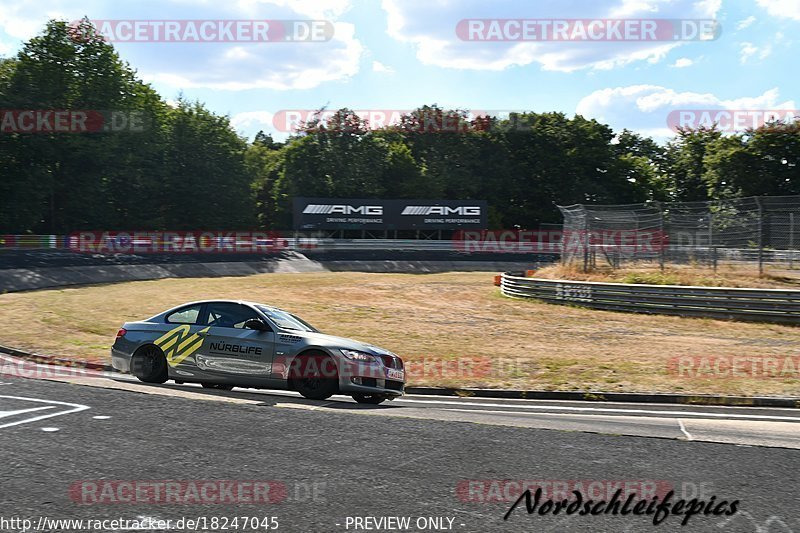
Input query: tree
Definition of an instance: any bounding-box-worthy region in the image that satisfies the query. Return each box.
[0,19,167,232]
[162,100,255,229]
[662,128,722,201]
[247,138,285,228]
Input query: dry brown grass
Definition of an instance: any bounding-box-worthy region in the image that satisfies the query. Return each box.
[0,272,798,396]
[534,262,800,289]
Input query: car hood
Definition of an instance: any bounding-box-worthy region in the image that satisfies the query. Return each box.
[286,330,396,356]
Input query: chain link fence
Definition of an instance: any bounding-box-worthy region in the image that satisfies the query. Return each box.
[558,195,800,274]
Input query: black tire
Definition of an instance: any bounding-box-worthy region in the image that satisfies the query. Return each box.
[201,383,234,391]
[131,345,168,384]
[352,394,386,405]
[290,353,338,400]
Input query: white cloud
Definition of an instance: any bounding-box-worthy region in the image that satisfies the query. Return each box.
[739,41,772,63]
[576,85,795,140]
[381,0,721,72]
[736,16,756,30]
[756,0,800,20]
[230,110,274,131]
[670,57,693,68]
[371,60,394,73]
[0,0,363,90]
[234,0,352,19]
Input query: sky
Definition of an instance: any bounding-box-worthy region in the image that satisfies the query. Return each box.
[0,0,797,143]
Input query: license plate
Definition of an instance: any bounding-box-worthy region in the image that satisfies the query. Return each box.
[386,368,405,381]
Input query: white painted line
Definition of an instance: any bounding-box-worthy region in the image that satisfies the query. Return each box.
[395,398,800,422]
[0,406,55,419]
[441,408,681,420]
[41,427,60,432]
[309,401,337,411]
[403,393,795,411]
[0,395,90,429]
[678,419,693,440]
[92,415,112,420]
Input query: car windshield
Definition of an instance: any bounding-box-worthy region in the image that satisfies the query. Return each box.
[256,305,317,332]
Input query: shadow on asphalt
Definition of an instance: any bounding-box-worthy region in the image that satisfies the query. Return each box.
[118,380,399,411]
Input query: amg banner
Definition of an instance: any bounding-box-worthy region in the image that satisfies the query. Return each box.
[293,198,488,230]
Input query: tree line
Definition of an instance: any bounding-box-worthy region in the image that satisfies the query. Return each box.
[1,20,798,234]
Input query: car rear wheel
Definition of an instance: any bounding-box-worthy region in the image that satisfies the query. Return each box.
[352,394,387,405]
[290,352,338,400]
[201,383,234,391]
[131,345,168,384]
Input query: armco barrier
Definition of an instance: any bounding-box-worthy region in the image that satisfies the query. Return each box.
[500,273,800,325]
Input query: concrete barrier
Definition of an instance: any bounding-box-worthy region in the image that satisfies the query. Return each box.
[0,252,543,293]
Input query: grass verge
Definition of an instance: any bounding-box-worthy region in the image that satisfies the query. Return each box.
[0,271,798,396]
[533,262,800,288]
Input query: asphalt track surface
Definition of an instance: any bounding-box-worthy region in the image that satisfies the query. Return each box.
[0,355,798,533]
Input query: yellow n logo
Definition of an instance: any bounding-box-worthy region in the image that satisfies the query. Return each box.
[154,325,210,367]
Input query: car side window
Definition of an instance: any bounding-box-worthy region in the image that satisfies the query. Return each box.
[166,304,202,324]
[205,302,262,329]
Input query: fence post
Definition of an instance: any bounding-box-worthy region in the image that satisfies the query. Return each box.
[756,197,764,276]
[790,212,795,269]
[657,202,665,272]
[712,245,718,273]
[708,212,714,270]
[583,217,589,273]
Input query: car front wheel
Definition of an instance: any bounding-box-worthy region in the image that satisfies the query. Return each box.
[290,353,338,400]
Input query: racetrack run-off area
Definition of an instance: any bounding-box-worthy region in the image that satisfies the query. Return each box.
[1,271,798,397]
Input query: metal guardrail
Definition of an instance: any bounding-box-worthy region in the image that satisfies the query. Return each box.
[501,273,800,325]
[3,234,800,262]
[0,235,561,254]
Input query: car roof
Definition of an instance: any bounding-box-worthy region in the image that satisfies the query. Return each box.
[161,299,284,314]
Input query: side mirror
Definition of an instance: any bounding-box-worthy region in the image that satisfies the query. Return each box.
[244,318,269,332]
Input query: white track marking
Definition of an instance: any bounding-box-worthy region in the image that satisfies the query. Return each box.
[308,401,337,411]
[92,415,112,420]
[41,427,60,432]
[0,406,54,419]
[0,395,90,429]
[400,393,799,412]
[394,398,800,422]
[678,419,693,440]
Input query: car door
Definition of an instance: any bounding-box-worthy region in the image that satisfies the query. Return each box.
[155,303,210,379]
[194,302,275,384]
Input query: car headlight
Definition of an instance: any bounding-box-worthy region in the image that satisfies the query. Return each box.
[340,349,378,364]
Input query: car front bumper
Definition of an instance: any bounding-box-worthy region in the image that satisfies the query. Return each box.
[339,375,405,397]
[335,359,405,397]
